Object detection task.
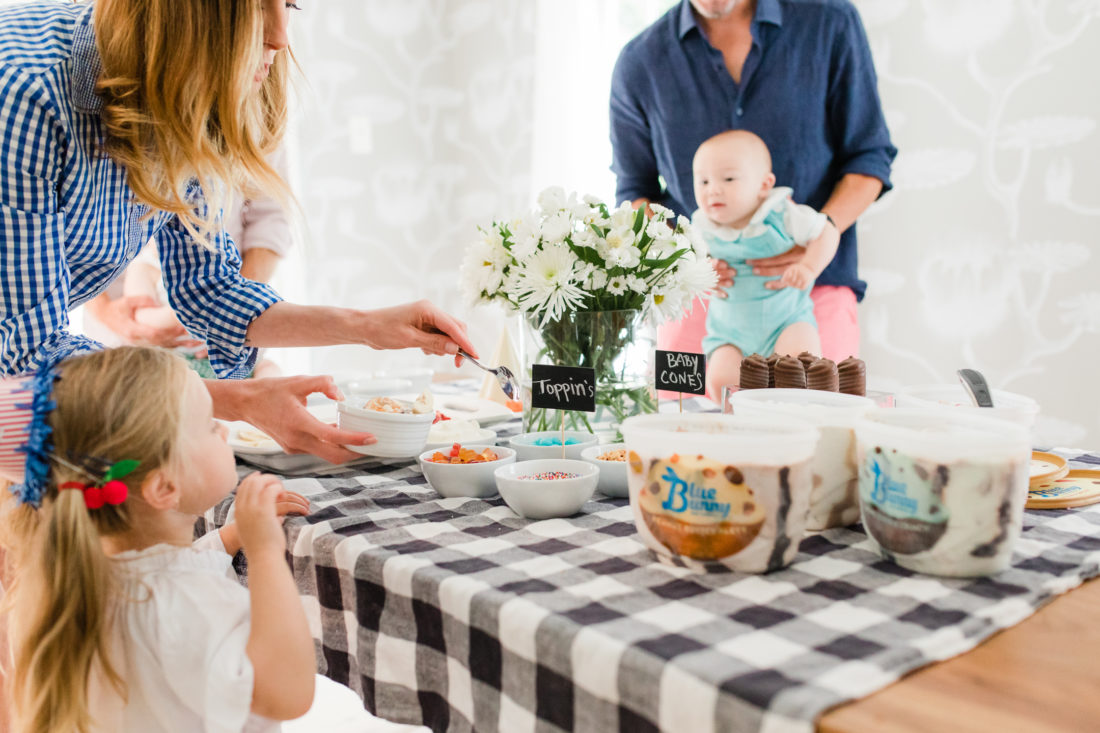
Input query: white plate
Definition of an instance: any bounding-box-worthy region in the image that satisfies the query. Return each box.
[436,396,517,426]
[226,404,340,461]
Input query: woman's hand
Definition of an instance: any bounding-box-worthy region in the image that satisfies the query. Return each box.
[209,375,376,464]
[747,244,808,290]
[710,258,736,298]
[234,472,289,557]
[361,300,479,367]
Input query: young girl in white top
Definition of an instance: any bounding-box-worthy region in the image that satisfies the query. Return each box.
[0,347,426,733]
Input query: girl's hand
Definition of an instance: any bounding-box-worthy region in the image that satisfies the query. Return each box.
[275,489,311,521]
[219,490,310,555]
[234,472,288,557]
[780,262,816,291]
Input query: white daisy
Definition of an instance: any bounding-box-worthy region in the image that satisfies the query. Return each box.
[537,186,567,212]
[606,275,629,296]
[459,231,510,303]
[625,274,648,294]
[540,210,573,244]
[509,244,587,327]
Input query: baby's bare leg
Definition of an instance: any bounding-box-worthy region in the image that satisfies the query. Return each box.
[706,344,744,401]
[774,322,822,358]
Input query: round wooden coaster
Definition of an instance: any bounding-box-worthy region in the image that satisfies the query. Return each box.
[1030,451,1069,487]
[1027,470,1100,509]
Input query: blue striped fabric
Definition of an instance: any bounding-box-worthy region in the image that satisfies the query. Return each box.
[0,1,282,378]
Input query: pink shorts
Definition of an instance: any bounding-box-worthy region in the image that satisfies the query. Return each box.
[658,285,860,396]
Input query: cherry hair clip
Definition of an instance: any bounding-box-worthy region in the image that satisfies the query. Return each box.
[58,459,138,509]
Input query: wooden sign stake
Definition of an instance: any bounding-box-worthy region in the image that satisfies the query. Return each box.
[560,410,566,459]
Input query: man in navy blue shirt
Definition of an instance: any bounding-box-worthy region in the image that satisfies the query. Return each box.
[610,0,895,363]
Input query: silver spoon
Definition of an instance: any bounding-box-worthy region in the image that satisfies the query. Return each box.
[460,349,520,401]
[957,368,994,407]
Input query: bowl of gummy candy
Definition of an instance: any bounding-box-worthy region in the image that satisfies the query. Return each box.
[507,431,599,463]
[418,443,516,499]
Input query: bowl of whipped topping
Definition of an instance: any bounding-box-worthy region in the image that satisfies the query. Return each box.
[424,418,496,451]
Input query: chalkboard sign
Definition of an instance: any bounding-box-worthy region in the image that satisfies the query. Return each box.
[531,364,596,412]
[655,350,706,395]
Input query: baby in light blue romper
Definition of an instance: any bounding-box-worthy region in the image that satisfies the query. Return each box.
[691,130,840,397]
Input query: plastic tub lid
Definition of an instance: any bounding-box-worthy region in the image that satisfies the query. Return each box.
[622,413,819,464]
[855,408,1030,462]
[730,388,874,426]
[897,384,1039,414]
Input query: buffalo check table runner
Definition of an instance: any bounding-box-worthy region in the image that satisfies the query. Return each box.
[202,403,1100,733]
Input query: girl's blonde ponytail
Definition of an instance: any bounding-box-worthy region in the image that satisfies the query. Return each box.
[8,491,121,733]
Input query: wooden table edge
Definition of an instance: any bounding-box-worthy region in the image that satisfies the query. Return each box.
[817,574,1100,733]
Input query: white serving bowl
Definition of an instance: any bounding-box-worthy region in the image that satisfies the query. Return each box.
[494,458,599,519]
[508,431,599,462]
[418,444,515,499]
[580,443,629,498]
[338,400,433,458]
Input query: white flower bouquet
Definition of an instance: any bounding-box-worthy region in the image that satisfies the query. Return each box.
[461,186,716,328]
[461,187,717,434]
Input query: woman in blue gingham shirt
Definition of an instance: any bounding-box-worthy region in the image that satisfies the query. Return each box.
[0,1,476,462]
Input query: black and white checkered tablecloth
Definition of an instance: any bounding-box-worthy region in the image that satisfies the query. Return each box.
[202,395,1100,733]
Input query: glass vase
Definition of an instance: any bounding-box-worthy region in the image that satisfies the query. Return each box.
[518,309,658,440]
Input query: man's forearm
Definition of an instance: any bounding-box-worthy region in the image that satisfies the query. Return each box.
[820,173,884,234]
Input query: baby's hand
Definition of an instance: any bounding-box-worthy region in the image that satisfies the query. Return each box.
[780,263,816,291]
[234,472,288,557]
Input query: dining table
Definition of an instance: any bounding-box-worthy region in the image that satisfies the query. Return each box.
[201,385,1100,733]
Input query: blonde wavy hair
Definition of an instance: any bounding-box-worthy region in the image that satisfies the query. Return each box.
[1,347,191,733]
[93,0,292,244]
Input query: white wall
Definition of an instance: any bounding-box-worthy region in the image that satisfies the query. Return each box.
[14,0,1094,445]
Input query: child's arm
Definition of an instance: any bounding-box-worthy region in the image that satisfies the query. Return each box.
[122,260,164,301]
[234,473,316,720]
[780,220,840,291]
[218,489,311,556]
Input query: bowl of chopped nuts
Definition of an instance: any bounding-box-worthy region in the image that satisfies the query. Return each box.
[580,443,629,498]
[418,444,515,499]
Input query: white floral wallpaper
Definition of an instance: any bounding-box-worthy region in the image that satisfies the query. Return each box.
[855,0,1100,448]
[287,1,534,381]
[288,0,1099,448]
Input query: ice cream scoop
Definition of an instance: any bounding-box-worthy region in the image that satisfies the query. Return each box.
[957,368,994,408]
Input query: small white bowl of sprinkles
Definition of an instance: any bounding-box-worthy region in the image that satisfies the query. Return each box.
[493,459,598,519]
[580,443,629,498]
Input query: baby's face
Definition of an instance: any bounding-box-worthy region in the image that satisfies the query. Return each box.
[693,139,774,228]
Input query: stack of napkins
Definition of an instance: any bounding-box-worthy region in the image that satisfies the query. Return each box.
[478,328,521,406]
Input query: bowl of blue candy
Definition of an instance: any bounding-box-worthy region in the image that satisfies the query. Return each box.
[508,430,599,462]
